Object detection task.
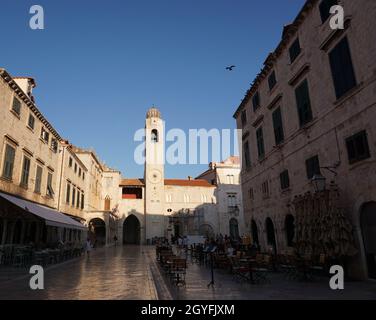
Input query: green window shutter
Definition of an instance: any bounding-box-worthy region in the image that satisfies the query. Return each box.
[295,79,313,127]
[12,97,21,115]
[256,127,265,159]
[35,166,42,193]
[21,157,31,186]
[329,37,357,99]
[2,144,16,179]
[272,107,284,145]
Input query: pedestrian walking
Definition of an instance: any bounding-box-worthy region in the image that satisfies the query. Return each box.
[86,238,92,257]
[113,235,118,247]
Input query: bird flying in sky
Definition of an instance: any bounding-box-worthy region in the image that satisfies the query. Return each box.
[226,65,236,71]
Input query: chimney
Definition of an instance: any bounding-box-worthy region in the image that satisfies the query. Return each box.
[13,77,36,100]
[188,176,192,181]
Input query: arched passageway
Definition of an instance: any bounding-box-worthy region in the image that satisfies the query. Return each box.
[123,215,141,244]
[266,217,277,254]
[360,202,376,279]
[251,219,259,245]
[88,218,106,247]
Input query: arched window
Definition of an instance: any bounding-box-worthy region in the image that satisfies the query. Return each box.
[151,129,159,143]
[285,215,295,247]
[251,219,259,245]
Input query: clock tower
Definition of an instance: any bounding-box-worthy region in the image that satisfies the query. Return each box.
[144,107,165,242]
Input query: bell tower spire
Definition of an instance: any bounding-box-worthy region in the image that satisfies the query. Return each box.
[144,107,165,241]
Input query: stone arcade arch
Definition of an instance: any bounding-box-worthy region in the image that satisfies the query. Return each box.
[265,217,277,254]
[251,219,259,245]
[360,202,376,279]
[88,218,106,247]
[123,215,141,245]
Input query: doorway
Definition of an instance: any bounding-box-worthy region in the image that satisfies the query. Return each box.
[360,202,376,279]
[123,215,141,244]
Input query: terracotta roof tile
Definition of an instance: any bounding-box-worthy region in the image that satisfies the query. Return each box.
[164,179,214,187]
[120,179,145,186]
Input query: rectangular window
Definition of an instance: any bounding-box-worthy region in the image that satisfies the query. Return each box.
[81,193,85,210]
[241,110,247,126]
[78,168,81,177]
[289,38,301,63]
[12,97,21,115]
[46,172,54,197]
[51,138,58,153]
[74,163,77,173]
[256,127,265,159]
[268,71,277,90]
[35,166,42,193]
[252,92,261,111]
[2,144,16,180]
[20,156,31,187]
[280,170,290,190]
[28,114,35,130]
[66,182,71,204]
[82,172,85,180]
[227,194,237,208]
[295,79,313,127]
[329,37,357,99]
[69,157,73,167]
[72,187,76,206]
[243,141,251,168]
[346,130,371,164]
[306,155,321,179]
[249,188,254,200]
[319,0,338,23]
[41,128,49,143]
[77,190,80,208]
[272,107,285,145]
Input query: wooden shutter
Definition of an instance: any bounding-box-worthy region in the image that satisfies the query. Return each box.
[329,37,357,99]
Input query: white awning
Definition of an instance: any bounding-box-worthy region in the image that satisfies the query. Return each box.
[0,192,87,231]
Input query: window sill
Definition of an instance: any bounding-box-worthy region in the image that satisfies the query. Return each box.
[348,158,374,170]
[334,82,364,107]
[0,176,13,183]
[19,184,29,190]
[289,50,304,69]
[281,188,291,195]
[39,138,48,144]
[26,126,35,133]
[10,109,21,119]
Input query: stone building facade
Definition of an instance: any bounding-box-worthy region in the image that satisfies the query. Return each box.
[113,108,245,245]
[196,156,245,238]
[0,68,246,248]
[0,69,86,246]
[233,0,376,280]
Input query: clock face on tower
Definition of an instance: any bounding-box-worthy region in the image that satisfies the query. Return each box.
[148,169,162,184]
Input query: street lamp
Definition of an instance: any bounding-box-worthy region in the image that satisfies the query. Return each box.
[311,174,326,192]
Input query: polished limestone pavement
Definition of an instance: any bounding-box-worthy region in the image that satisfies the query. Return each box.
[1,245,376,300]
[0,245,158,300]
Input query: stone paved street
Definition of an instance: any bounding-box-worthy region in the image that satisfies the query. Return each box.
[0,245,157,300]
[0,245,376,300]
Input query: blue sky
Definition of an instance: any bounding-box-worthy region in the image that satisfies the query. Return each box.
[1,0,305,179]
